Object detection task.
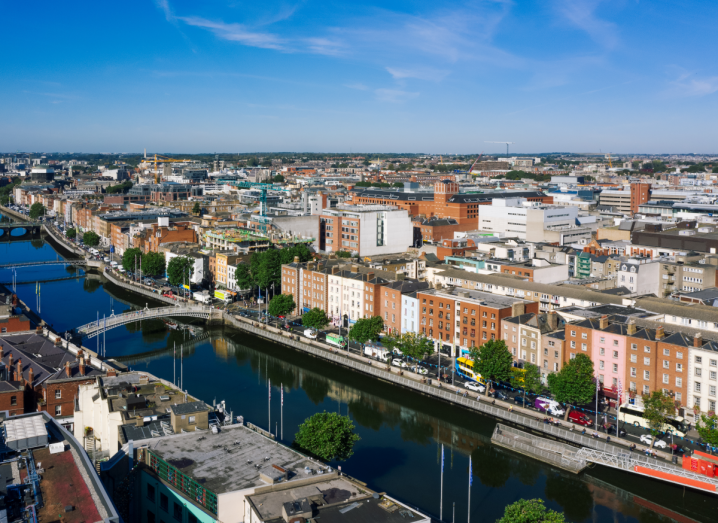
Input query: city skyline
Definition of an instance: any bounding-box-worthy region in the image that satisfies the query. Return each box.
[2,0,717,153]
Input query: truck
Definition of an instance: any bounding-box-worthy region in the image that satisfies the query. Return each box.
[325,333,347,349]
[213,289,234,303]
[194,292,211,304]
[534,397,565,417]
[364,344,391,362]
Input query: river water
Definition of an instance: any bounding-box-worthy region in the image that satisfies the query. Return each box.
[1,224,715,523]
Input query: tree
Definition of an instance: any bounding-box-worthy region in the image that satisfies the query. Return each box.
[469,339,513,396]
[335,250,352,258]
[547,354,596,419]
[122,247,143,272]
[348,316,383,344]
[65,228,77,239]
[696,411,718,446]
[642,390,676,442]
[268,294,296,317]
[192,202,201,215]
[381,331,433,360]
[29,203,46,219]
[294,412,360,461]
[302,308,330,330]
[273,174,285,183]
[234,263,254,291]
[82,231,100,247]
[141,251,166,278]
[496,499,565,523]
[167,256,194,286]
[513,362,543,396]
[392,182,404,187]
[712,165,718,174]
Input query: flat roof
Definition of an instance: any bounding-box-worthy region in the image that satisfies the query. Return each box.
[134,424,316,494]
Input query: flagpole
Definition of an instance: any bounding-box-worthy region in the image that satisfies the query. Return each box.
[174,342,176,386]
[468,456,472,523]
[281,383,284,440]
[440,444,444,521]
[268,379,271,432]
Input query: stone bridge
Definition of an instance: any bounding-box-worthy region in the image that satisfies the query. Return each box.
[76,305,220,338]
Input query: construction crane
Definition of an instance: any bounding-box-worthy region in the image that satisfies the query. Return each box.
[143,153,193,183]
[468,152,484,173]
[577,153,615,169]
[485,141,515,159]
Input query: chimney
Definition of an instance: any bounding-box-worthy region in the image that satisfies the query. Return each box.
[79,355,86,376]
[694,332,703,348]
[331,266,340,275]
[547,311,558,331]
[294,256,300,263]
[8,353,13,370]
[366,271,375,281]
[351,264,359,273]
[599,315,609,330]
[16,359,22,382]
[77,349,84,361]
[627,318,637,335]
[65,361,71,378]
[54,337,62,346]
[27,367,34,387]
[0,346,3,359]
[511,302,525,317]
[655,325,665,340]
[107,367,117,377]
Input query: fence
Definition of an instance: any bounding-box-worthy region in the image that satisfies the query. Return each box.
[492,424,587,473]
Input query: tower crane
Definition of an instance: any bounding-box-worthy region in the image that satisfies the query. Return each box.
[468,152,484,174]
[143,154,193,183]
[485,141,515,159]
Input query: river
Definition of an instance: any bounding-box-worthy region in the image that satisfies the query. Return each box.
[0,223,715,523]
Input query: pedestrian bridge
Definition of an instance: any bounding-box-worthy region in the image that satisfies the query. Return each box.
[76,305,215,338]
[0,259,88,269]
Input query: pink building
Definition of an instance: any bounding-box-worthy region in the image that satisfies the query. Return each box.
[591,325,627,390]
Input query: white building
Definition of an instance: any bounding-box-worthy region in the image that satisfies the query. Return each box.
[688,339,718,419]
[617,258,660,296]
[402,292,420,334]
[478,198,579,240]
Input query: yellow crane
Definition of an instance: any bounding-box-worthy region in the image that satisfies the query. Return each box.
[143,154,193,183]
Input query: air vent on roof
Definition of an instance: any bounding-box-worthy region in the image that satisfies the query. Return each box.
[698,227,714,233]
[678,230,696,236]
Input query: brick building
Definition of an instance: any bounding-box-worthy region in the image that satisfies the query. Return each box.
[133,219,197,254]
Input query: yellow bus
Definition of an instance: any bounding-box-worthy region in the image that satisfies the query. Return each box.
[455,357,486,385]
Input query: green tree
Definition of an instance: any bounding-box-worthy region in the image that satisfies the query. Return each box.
[273,174,285,183]
[496,499,565,523]
[547,354,596,419]
[294,412,361,461]
[513,362,543,398]
[348,316,383,344]
[65,228,77,239]
[141,251,166,278]
[712,165,718,174]
[122,247,143,272]
[696,412,718,446]
[192,202,201,215]
[381,331,433,360]
[29,203,46,219]
[335,250,352,258]
[268,293,296,317]
[82,231,100,247]
[302,308,330,330]
[642,390,676,442]
[392,182,404,187]
[234,263,254,291]
[469,339,513,396]
[167,256,194,286]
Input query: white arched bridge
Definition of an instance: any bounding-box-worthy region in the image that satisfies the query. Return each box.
[0,259,88,269]
[76,305,217,338]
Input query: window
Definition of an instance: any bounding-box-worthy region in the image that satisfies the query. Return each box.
[613,364,618,373]
[710,385,716,397]
[695,382,702,393]
[643,385,650,395]
[147,484,156,501]
[696,356,703,364]
[631,343,637,350]
[147,511,156,523]
[663,348,670,356]
[630,354,637,363]
[581,343,587,351]
[696,368,702,377]
[160,493,168,512]
[644,357,650,365]
[570,330,576,337]
[599,347,605,356]
[676,363,683,372]
[663,374,669,384]
[676,377,683,387]
[55,406,62,416]
[55,389,61,399]
[10,396,16,406]
[643,346,650,353]
[188,416,196,424]
[599,360,605,370]
[582,333,587,339]
[613,340,619,346]
[188,513,198,523]
[570,341,576,349]
[643,370,650,380]
[600,337,605,343]
[173,502,183,522]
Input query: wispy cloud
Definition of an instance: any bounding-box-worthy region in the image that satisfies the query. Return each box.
[386,67,449,82]
[344,83,369,91]
[305,37,345,56]
[666,70,718,97]
[375,89,419,103]
[179,17,287,50]
[553,0,619,49]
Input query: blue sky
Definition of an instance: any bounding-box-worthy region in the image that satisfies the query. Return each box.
[2,0,718,154]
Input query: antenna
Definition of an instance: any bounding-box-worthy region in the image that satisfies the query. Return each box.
[485,141,515,159]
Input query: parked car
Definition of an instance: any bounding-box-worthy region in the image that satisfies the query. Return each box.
[391,359,408,368]
[568,411,593,426]
[513,396,533,408]
[489,390,509,401]
[304,329,318,339]
[640,434,667,448]
[392,348,403,356]
[103,257,110,263]
[465,381,486,393]
[534,397,566,417]
[412,366,429,376]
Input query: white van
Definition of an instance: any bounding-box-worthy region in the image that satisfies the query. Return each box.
[193,292,211,304]
[364,345,391,362]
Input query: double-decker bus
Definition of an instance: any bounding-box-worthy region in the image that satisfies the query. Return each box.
[618,403,689,437]
[455,357,486,385]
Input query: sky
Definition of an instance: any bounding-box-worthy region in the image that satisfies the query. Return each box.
[2,0,718,154]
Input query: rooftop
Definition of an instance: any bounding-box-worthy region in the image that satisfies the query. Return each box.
[135,424,317,495]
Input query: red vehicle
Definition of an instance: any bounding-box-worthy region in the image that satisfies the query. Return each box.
[568,411,592,426]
